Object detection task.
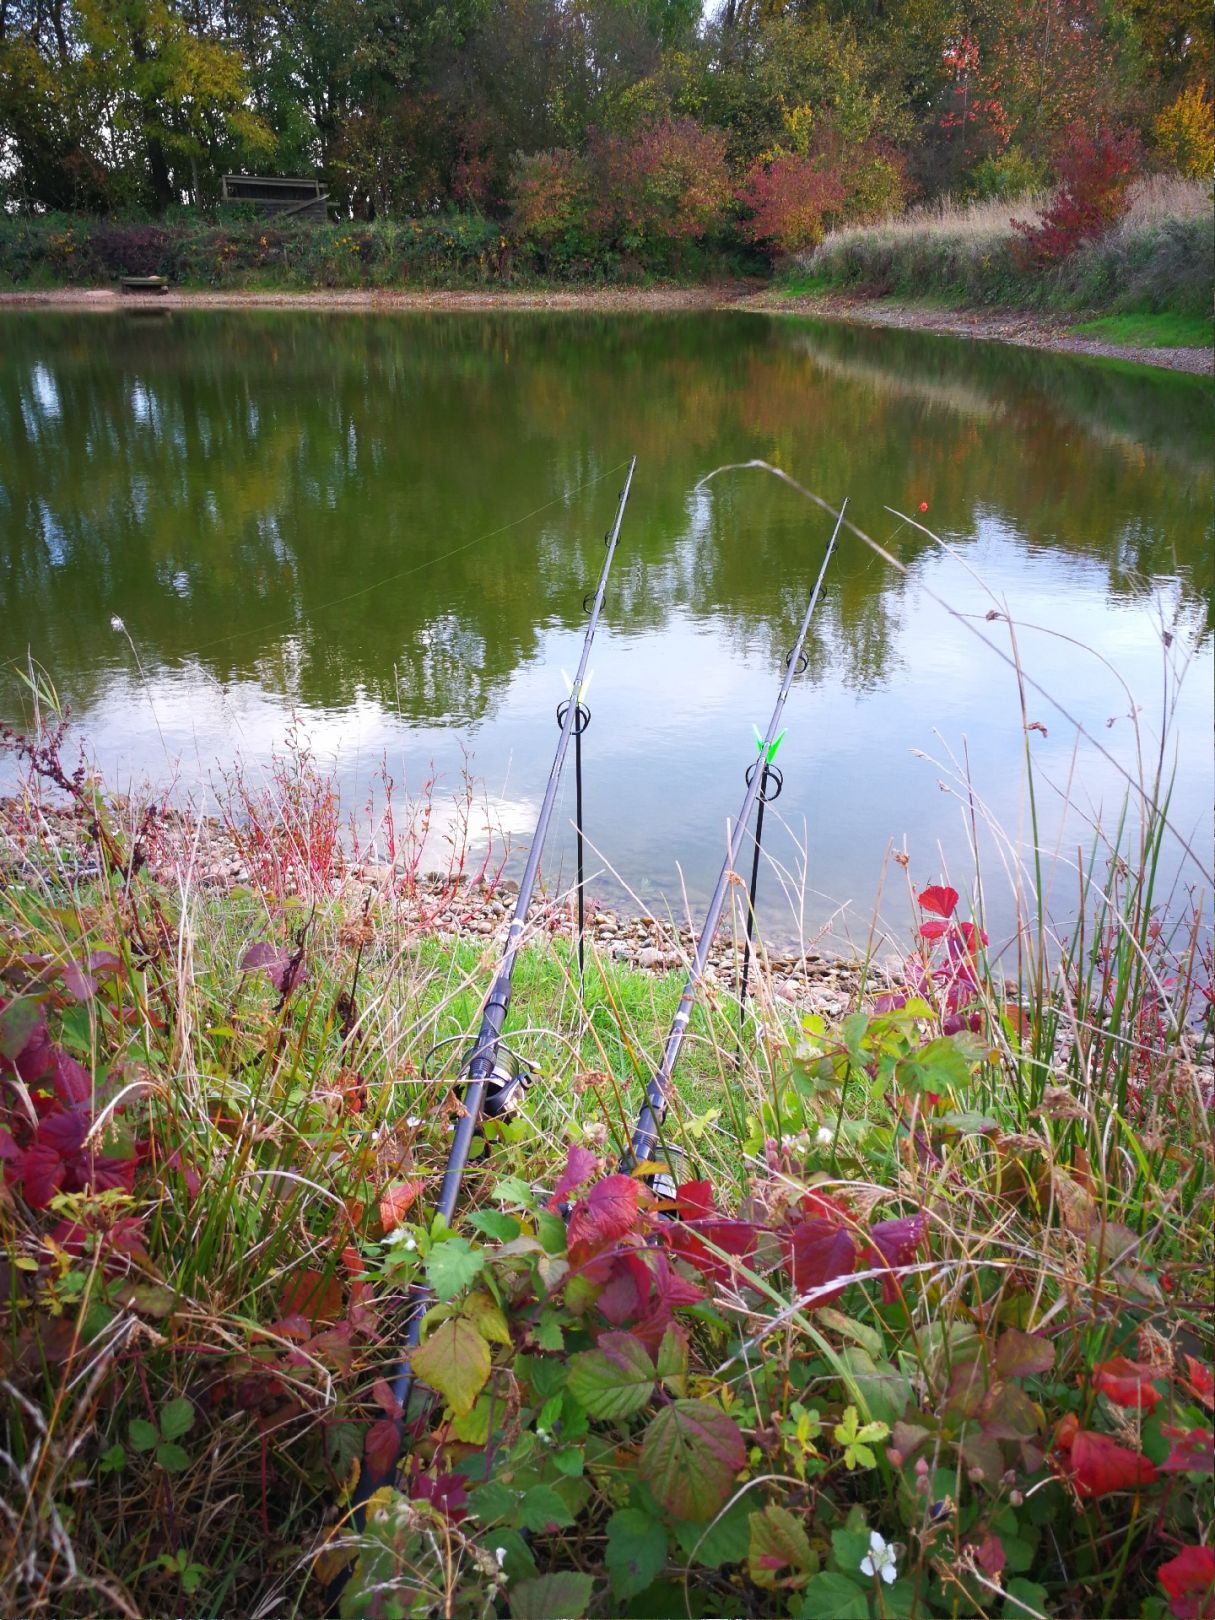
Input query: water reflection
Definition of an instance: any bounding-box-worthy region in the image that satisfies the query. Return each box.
[0,310,1210,943]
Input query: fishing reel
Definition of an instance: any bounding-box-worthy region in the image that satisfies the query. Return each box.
[482,1049,539,1119]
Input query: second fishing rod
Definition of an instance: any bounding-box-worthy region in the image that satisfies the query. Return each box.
[625,498,846,1177]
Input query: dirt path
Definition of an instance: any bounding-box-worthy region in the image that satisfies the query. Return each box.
[2,283,1210,375]
[740,288,1214,377]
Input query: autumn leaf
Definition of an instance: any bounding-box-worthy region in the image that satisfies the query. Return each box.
[639,1399,745,1521]
[364,1418,401,1482]
[789,1218,857,1306]
[547,1144,600,1211]
[410,1317,491,1417]
[1159,1426,1215,1476]
[1092,1355,1163,1411]
[1067,1429,1158,1497]
[567,1174,638,1260]
[667,1179,757,1287]
[1158,1545,1215,1620]
[918,885,959,918]
[379,1178,424,1233]
[279,1269,342,1326]
[1180,1357,1214,1411]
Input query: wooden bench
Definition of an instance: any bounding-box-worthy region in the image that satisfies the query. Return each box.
[119,276,169,295]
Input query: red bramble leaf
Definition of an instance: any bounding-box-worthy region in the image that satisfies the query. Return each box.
[567,1174,639,1260]
[364,1417,401,1482]
[1181,1357,1214,1410]
[918,885,959,918]
[1159,1426,1215,1476]
[547,1144,600,1212]
[867,1214,926,1303]
[1158,1545,1215,1620]
[1068,1429,1158,1497]
[1092,1355,1163,1411]
[668,1180,757,1288]
[789,1218,857,1306]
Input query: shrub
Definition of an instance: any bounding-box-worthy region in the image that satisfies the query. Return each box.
[592,117,731,260]
[508,148,596,270]
[737,151,846,256]
[1012,124,1141,266]
[1154,85,1215,180]
[965,146,1048,201]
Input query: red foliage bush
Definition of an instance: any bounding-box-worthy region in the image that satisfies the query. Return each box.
[737,152,846,256]
[1011,124,1140,266]
[591,118,730,254]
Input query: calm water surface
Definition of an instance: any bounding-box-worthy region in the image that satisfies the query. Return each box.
[1,310,1211,952]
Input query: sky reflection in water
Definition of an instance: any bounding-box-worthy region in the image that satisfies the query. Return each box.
[0,310,1210,955]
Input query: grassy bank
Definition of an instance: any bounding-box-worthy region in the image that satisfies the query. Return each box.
[793,178,1214,328]
[1,662,1211,1619]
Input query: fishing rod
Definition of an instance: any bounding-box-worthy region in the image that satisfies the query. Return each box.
[336,457,636,1550]
[624,498,845,1177]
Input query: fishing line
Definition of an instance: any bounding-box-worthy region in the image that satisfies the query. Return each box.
[171,458,634,660]
[696,462,1212,886]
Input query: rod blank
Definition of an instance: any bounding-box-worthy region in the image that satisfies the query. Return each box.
[625,498,846,1172]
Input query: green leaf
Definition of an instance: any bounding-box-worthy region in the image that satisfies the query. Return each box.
[509,1571,594,1619]
[639,1399,746,1521]
[796,1571,869,1619]
[672,1496,752,1568]
[1004,1577,1051,1617]
[424,1236,485,1302]
[896,1034,981,1094]
[99,1443,127,1473]
[535,1210,568,1255]
[518,1483,575,1533]
[492,1175,537,1211]
[938,1110,999,1134]
[468,1479,515,1524]
[606,1507,667,1600]
[881,1579,922,1618]
[410,1316,491,1416]
[324,1420,363,1479]
[655,1325,688,1390]
[534,1312,564,1352]
[469,1209,521,1242]
[567,1333,656,1422]
[830,1528,872,1573]
[815,1309,883,1358]
[749,1504,817,1589]
[159,1397,194,1441]
[0,997,41,1060]
[128,1418,159,1453]
[155,1441,190,1473]
[450,1395,492,1444]
[491,1529,536,1583]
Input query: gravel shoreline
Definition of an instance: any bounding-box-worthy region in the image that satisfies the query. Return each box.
[2,284,1209,374]
[740,288,1214,377]
[0,797,880,1019]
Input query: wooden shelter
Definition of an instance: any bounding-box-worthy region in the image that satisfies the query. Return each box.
[220,175,330,221]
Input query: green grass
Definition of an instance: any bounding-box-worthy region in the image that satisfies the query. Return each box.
[1071,310,1215,347]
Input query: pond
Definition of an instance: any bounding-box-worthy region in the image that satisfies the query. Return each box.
[1,309,1211,955]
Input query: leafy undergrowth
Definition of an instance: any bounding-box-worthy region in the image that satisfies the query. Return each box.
[0,719,1211,1620]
